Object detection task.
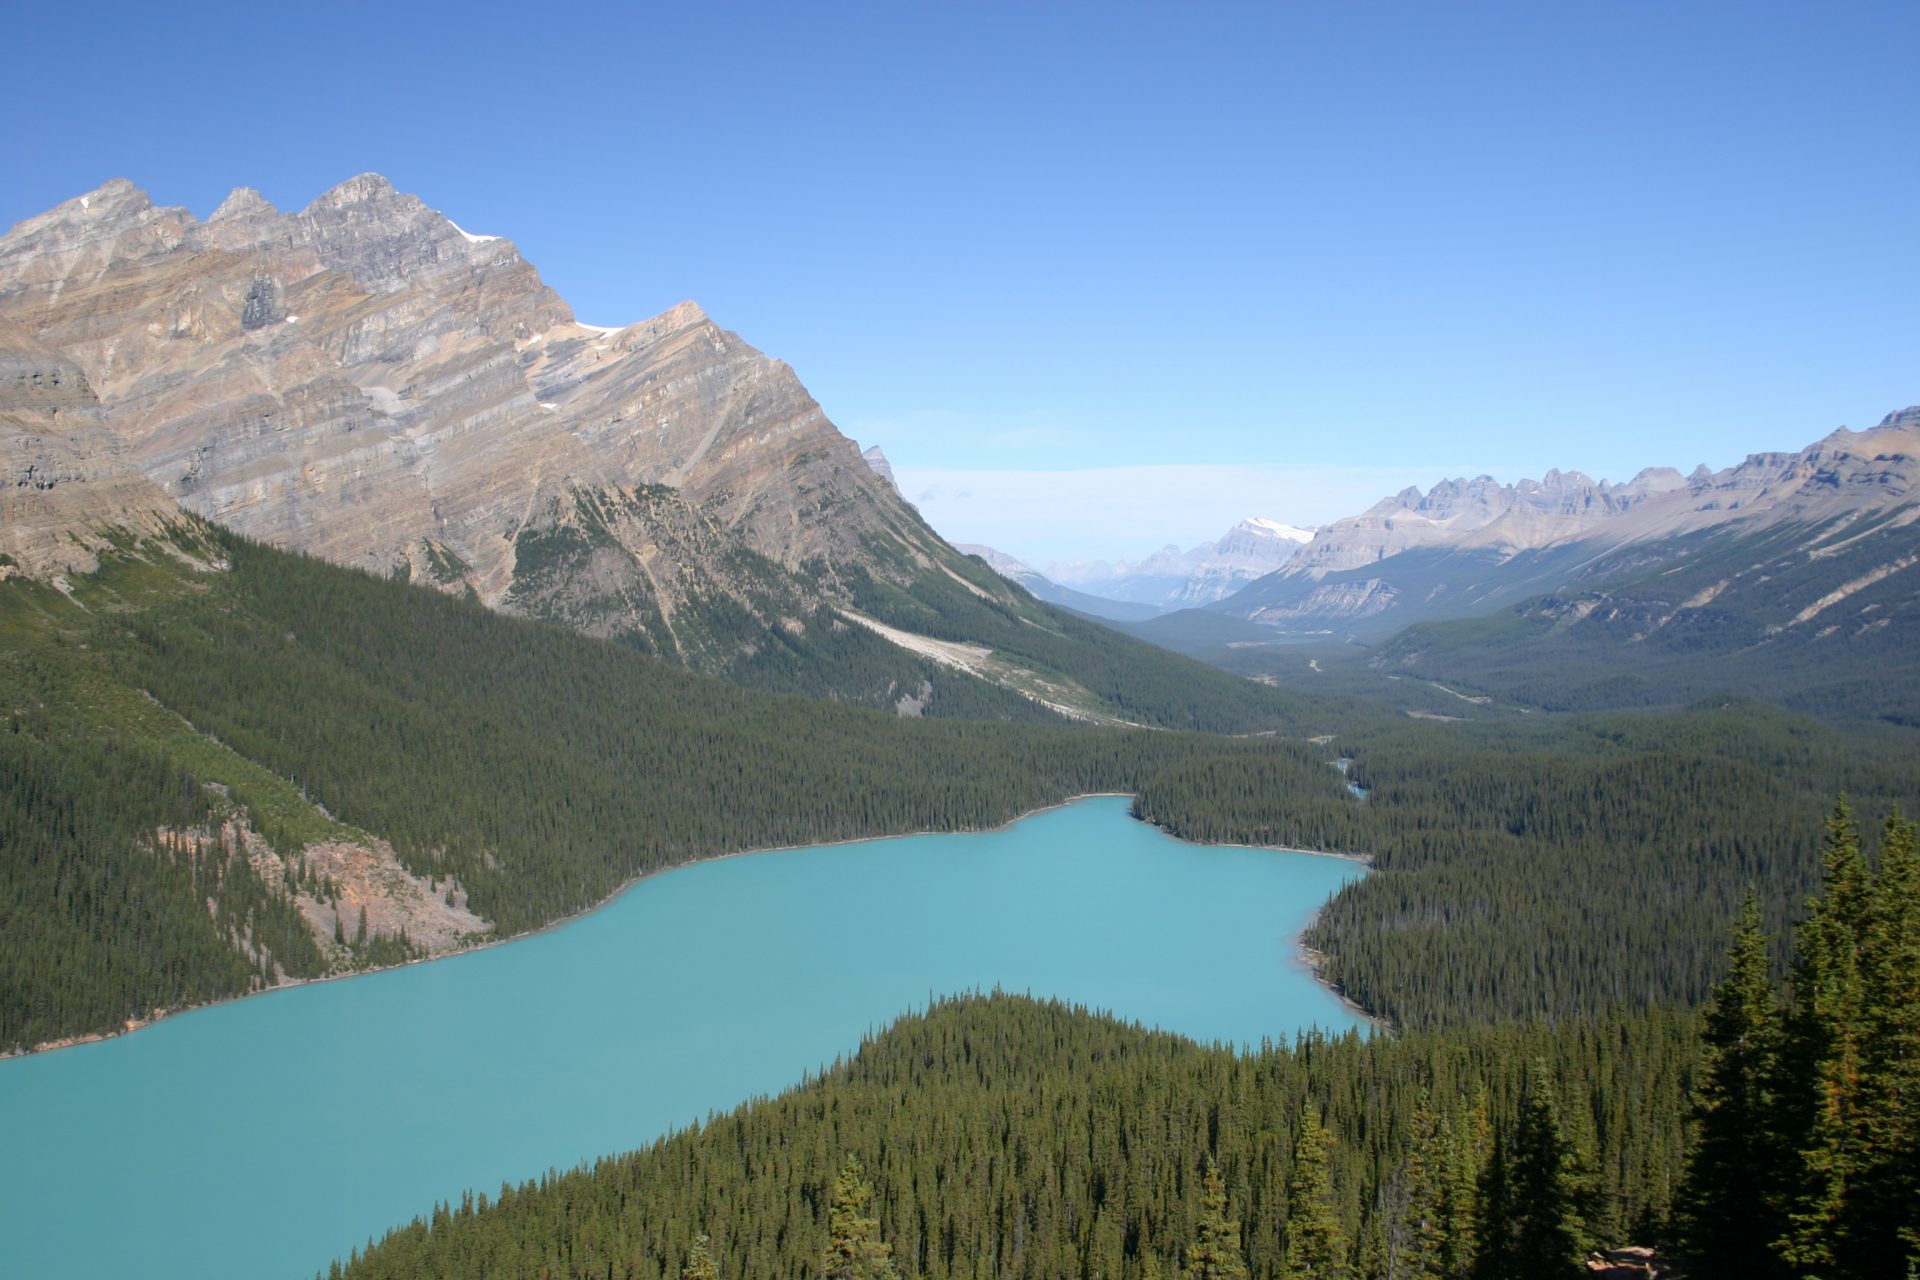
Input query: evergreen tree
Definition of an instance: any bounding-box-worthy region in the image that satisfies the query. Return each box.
[1681,891,1789,1280]
[1441,1095,1488,1279]
[1284,1107,1346,1280]
[682,1233,719,1280]
[1855,811,1920,1274]
[822,1155,899,1280]
[1497,1061,1587,1280]
[1777,799,1870,1275]
[1182,1158,1249,1280]
[1397,1090,1447,1279]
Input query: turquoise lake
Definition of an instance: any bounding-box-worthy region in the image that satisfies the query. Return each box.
[0,796,1364,1280]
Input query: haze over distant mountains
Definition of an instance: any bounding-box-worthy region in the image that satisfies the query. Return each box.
[970,518,1312,612]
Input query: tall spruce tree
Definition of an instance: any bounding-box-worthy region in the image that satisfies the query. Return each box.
[822,1156,899,1280]
[1855,811,1920,1274]
[1777,799,1871,1276]
[1183,1158,1250,1280]
[1482,1060,1587,1280]
[1284,1107,1347,1280]
[1397,1090,1448,1279]
[1442,1094,1489,1279]
[1681,891,1789,1280]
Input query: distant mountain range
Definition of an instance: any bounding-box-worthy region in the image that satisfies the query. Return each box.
[963,518,1316,615]
[1209,413,1920,639]
[1082,411,1919,726]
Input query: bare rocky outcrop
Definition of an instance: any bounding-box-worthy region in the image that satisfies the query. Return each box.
[160,818,490,965]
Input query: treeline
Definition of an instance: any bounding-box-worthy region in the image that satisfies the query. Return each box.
[1137,706,1916,1027]
[1679,802,1920,1279]
[332,993,1700,1280]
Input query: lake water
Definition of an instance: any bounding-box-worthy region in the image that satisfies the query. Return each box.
[0,796,1364,1280]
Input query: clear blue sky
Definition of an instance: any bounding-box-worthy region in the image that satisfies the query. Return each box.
[6,1,1915,562]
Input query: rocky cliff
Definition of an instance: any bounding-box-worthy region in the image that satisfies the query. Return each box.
[0,327,182,578]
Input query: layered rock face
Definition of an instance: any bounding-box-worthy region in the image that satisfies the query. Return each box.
[0,328,181,577]
[0,176,973,650]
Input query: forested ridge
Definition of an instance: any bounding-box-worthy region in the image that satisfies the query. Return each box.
[333,993,1701,1280]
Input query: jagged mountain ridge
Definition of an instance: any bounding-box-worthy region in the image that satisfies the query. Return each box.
[0,177,1309,730]
[1214,411,1920,638]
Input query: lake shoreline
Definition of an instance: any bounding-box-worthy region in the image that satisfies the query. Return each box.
[6,792,1377,1059]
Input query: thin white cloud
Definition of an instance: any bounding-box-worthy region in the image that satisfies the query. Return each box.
[891,462,1450,565]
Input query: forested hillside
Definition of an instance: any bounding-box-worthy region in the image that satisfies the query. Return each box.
[0,525,1351,1051]
[1139,707,1916,1027]
[333,993,1700,1280]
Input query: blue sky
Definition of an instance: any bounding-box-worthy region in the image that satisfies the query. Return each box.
[6,1,1915,562]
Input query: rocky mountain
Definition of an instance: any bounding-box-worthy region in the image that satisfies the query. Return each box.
[1044,517,1313,609]
[1215,412,1920,640]
[0,177,1306,730]
[861,443,899,495]
[1188,413,1920,727]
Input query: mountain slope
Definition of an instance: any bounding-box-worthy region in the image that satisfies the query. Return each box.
[1371,505,1920,726]
[0,178,1294,728]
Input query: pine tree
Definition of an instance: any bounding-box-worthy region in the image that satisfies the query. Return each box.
[1855,811,1920,1275]
[683,1232,720,1280]
[822,1155,899,1280]
[1681,891,1789,1280]
[1442,1094,1488,1279]
[1183,1158,1249,1280]
[1284,1107,1347,1280]
[1777,798,1871,1275]
[1398,1090,1447,1278]
[1499,1060,1587,1280]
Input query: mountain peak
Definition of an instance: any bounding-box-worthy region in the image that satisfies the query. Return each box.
[312,173,398,208]
[210,187,277,222]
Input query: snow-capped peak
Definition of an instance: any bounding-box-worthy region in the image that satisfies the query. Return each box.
[1239,517,1315,543]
